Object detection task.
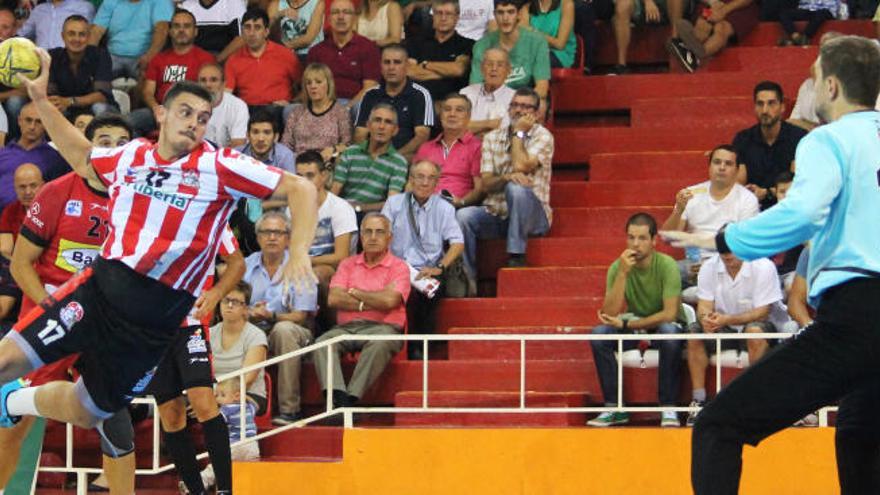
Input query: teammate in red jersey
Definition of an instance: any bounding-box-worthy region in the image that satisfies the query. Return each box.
[0,47,317,467]
[0,115,135,493]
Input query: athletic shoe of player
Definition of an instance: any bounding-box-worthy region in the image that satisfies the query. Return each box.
[586,411,630,427]
[661,410,681,427]
[686,400,704,427]
[0,378,28,428]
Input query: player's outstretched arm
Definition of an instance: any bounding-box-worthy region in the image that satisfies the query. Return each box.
[17,48,94,180]
[269,172,319,292]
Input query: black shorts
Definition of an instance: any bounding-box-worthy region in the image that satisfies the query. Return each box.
[147,324,215,405]
[7,258,195,418]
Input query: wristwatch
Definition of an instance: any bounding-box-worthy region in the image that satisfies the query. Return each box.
[514,130,527,140]
[69,96,77,107]
[354,204,362,213]
[437,262,446,274]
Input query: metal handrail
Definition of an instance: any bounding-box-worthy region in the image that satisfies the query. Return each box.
[39,330,837,494]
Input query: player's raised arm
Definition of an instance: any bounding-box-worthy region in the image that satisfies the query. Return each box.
[268,171,319,291]
[17,48,95,181]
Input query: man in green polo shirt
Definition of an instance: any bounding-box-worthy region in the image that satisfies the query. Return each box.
[587,212,685,428]
[470,0,550,104]
[332,103,408,219]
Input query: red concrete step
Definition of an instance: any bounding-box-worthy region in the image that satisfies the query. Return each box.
[590,20,871,66]
[437,297,603,333]
[704,46,817,73]
[550,206,673,237]
[630,96,785,130]
[393,391,590,427]
[447,326,595,361]
[551,180,683,207]
[301,359,603,405]
[553,125,742,164]
[589,151,709,182]
[738,20,873,47]
[476,237,683,279]
[259,426,344,461]
[497,266,607,298]
[553,71,805,114]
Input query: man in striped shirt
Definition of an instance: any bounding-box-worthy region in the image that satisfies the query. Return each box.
[333,104,408,220]
[0,48,317,453]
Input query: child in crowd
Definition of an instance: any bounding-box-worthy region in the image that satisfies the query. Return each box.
[199,379,261,490]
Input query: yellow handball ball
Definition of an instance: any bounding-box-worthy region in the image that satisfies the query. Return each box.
[0,37,40,89]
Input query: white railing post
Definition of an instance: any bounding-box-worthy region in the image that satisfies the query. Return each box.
[65,423,73,469]
[519,339,526,409]
[239,372,247,442]
[616,339,623,408]
[422,336,429,409]
[325,343,334,413]
[715,336,722,394]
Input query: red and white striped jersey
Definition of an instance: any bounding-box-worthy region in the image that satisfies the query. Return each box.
[90,138,282,296]
[182,225,239,327]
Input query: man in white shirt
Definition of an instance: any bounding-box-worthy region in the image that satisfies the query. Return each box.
[198,62,248,148]
[456,0,495,40]
[685,252,790,426]
[459,47,515,136]
[661,144,759,289]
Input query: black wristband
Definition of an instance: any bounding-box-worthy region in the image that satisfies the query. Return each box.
[715,227,731,255]
[621,319,628,331]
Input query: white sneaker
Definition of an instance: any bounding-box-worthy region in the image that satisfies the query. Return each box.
[661,411,680,427]
[686,400,704,427]
[793,412,819,427]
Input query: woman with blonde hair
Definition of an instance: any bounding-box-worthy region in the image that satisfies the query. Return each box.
[356,0,403,46]
[281,63,352,162]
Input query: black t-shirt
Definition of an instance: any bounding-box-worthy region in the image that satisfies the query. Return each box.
[405,32,474,103]
[47,46,114,102]
[732,121,807,208]
[355,79,434,149]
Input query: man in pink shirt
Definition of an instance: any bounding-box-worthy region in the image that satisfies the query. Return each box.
[414,94,483,208]
[313,212,409,410]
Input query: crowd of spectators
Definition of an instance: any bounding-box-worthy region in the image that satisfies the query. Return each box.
[0,0,869,458]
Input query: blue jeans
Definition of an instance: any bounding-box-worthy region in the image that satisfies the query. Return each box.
[590,322,683,406]
[455,182,550,279]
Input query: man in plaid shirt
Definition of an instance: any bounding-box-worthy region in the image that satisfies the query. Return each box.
[456,87,553,293]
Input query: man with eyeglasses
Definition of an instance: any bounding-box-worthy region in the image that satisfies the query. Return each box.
[405,0,475,106]
[243,210,318,425]
[313,212,409,412]
[456,87,553,289]
[306,0,381,109]
[381,160,463,360]
[333,104,408,221]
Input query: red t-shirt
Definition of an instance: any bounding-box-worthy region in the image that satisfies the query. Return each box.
[19,173,110,293]
[225,42,301,105]
[0,200,27,244]
[306,34,380,100]
[145,46,216,104]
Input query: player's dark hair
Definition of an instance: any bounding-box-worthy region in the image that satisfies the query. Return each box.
[626,212,658,237]
[819,35,880,108]
[753,81,783,102]
[247,110,278,134]
[242,7,270,27]
[163,81,213,107]
[708,144,738,165]
[295,150,326,169]
[85,114,133,141]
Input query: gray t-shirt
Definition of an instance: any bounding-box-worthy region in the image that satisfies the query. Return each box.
[209,322,268,399]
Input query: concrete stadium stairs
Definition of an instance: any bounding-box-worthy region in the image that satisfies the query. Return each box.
[38,19,871,494]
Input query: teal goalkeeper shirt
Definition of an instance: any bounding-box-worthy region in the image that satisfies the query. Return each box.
[724,110,880,307]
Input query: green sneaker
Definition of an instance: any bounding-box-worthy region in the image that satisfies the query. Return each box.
[586,411,630,427]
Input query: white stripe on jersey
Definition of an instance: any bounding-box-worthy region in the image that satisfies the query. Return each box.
[91,139,282,296]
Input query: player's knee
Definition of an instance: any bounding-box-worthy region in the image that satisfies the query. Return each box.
[187,387,219,421]
[97,409,135,458]
[157,398,187,432]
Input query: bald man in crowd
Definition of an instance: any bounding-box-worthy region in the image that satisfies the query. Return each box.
[0,164,44,259]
